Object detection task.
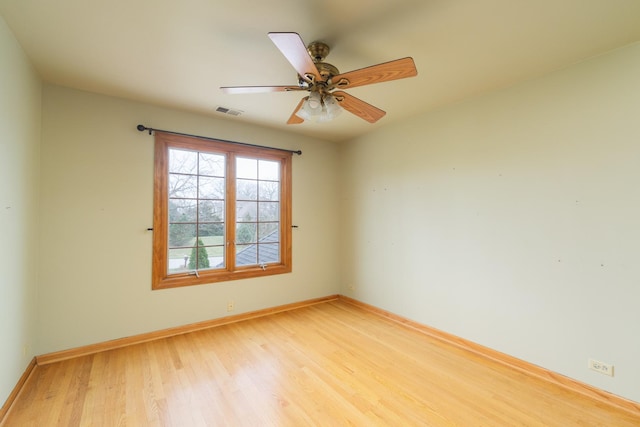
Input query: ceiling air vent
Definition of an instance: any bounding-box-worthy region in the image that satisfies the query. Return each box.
[215,106,243,116]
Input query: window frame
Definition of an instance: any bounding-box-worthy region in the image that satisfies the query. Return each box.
[152,132,292,290]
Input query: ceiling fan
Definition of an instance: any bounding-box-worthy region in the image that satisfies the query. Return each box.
[221,32,418,124]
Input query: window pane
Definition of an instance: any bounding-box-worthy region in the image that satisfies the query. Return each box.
[258,222,279,240]
[199,153,225,177]
[237,178,257,200]
[200,244,224,263]
[169,199,196,222]
[198,223,224,240]
[168,223,196,248]
[198,200,224,222]
[236,244,257,266]
[236,201,257,222]
[169,174,197,199]
[190,246,214,270]
[258,202,279,221]
[197,226,225,268]
[236,222,257,244]
[258,160,279,181]
[199,176,225,199]
[237,157,257,179]
[168,248,192,273]
[258,181,279,201]
[169,149,197,174]
[258,243,280,264]
[213,256,225,269]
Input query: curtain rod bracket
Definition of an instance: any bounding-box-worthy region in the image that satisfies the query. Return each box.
[136,124,302,155]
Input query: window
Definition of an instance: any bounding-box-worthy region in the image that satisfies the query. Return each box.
[152,132,292,289]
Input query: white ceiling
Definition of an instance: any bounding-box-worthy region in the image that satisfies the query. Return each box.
[2,0,640,142]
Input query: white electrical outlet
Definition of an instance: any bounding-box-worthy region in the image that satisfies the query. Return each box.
[227,301,234,312]
[588,358,614,377]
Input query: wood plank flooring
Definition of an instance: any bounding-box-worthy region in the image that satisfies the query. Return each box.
[4,299,639,426]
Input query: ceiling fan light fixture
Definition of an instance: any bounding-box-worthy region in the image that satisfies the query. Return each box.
[317,94,342,123]
[296,93,342,122]
[296,91,322,121]
[307,91,322,109]
[295,98,314,121]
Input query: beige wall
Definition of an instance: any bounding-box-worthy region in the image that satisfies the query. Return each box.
[37,85,341,354]
[339,42,640,402]
[0,16,41,404]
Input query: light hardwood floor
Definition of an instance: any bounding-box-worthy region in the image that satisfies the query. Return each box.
[3,299,639,426]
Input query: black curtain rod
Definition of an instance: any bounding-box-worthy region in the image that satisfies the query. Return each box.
[136,125,302,155]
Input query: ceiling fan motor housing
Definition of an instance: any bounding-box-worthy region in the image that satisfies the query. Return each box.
[315,62,339,80]
[305,41,339,81]
[307,41,330,61]
[300,62,339,87]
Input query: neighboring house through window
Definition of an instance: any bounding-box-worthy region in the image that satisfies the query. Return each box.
[152,132,292,289]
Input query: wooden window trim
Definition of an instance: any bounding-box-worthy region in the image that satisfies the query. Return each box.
[152,132,292,290]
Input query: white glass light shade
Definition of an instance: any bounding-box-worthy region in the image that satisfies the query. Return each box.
[307,91,321,109]
[300,92,322,119]
[295,92,342,122]
[295,98,313,121]
[318,94,342,122]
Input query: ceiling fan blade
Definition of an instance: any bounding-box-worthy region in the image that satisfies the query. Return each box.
[331,57,417,90]
[287,97,306,124]
[221,85,303,94]
[268,32,321,83]
[333,91,386,123]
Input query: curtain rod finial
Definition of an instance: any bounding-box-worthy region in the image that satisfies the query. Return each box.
[137,124,152,135]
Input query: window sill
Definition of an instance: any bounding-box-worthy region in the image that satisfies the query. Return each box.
[152,264,292,290]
